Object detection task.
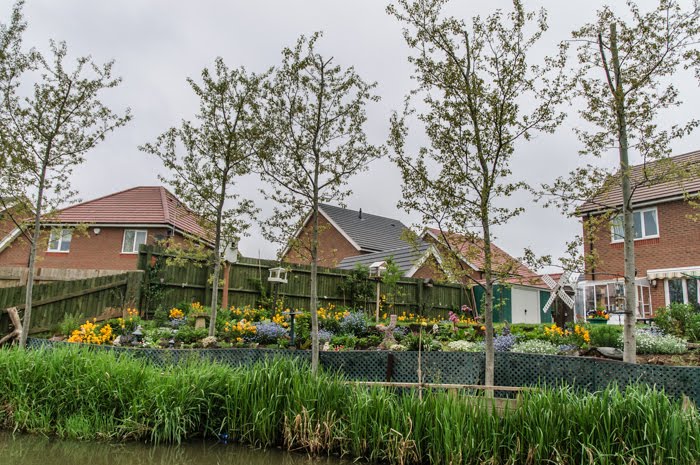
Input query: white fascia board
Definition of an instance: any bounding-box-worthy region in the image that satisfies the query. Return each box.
[406,245,457,282]
[318,207,362,251]
[280,211,313,258]
[421,228,479,271]
[0,228,22,253]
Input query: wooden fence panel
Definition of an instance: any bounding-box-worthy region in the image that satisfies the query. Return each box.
[138,245,473,317]
[0,266,130,288]
[0,272,142,334]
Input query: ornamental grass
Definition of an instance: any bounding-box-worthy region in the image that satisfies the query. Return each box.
[0,346,698,465]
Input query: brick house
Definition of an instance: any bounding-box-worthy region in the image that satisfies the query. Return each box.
[282,204,412,268]
[577,149,700,316]
[286,204,548,323]
[0,186,211,272]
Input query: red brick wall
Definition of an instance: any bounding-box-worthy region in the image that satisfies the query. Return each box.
[411,256,448,282]
[0,226,173,270]
[283,213,362,268]
[0,209,19,239]
[583,199,700,309]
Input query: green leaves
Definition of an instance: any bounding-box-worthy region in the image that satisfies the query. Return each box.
[257,32,385,250]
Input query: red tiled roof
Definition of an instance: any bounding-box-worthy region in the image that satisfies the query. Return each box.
[425,228,545,288]
[51,186,211,242]
[578,149,700,214]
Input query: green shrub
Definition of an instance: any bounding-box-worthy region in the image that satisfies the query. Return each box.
[152,307,169,327]
[511,324,548,342]
[688,313,700,342]
[654,303,700,341]
[512,339,559,355]
[330,334,358,349]
[174,326,208,344]
[356,334,382,349]
[403,332,442,351]
[55,312,85,336]
[589,324,623,348]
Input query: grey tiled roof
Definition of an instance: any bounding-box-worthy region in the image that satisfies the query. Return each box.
[578,149,700,214]
[337,242,432,275]
[319,204,409,252]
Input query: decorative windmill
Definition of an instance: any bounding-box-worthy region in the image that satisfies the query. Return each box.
[541,271,576,313]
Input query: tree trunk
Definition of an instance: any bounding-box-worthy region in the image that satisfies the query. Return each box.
[208,257,221,338]
[19,165,48,348]
[208,195,227,337]
[610,23,637,363]
[482,217,495,393]
[310,204,320,373]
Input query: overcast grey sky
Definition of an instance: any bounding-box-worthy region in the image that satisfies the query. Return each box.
[9,1,699,268]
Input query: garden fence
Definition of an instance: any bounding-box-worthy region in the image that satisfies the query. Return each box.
[137,245,476,319]
[0,272,142,334]
[27,338,700,405]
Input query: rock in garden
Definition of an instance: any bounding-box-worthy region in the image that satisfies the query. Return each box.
[595,347,624,360]
[202,336,218,348]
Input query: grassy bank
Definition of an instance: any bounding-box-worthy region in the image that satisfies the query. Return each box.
[0,346,698,465]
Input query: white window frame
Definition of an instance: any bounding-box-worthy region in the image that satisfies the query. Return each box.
[121,229,148,254]
[611,207,659,243]
[47,228,72,253]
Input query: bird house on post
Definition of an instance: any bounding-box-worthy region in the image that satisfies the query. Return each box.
[267,266,288,284]
[369,261,387,280]
[369,261,387,324]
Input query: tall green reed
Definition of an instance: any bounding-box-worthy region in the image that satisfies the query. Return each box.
[0,345,698,465]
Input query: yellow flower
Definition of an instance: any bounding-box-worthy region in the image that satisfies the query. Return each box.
[169,308,185,319]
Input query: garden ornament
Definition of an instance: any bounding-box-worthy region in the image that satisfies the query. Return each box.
[377,314,398,349]
[542,272,575,313]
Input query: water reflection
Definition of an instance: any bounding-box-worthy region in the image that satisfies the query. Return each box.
[0,432,347,465]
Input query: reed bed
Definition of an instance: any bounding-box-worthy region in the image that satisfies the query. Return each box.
[0,346,698,464]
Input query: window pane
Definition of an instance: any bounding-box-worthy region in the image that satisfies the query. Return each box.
[134,231,147,249]
[643,210,658,236]
[611,215,624,241]
[585,286,595,313]
[595,285,609,312]
[688,279,699,306]
[59,230,72,252]
[669,279,684,304]
[633,211,642,239]
[48,230,60,250]
[123,230,135,253]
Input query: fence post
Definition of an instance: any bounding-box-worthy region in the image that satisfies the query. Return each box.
[137,245,153,313]
[221,263,231,311]
[125,271,143,310]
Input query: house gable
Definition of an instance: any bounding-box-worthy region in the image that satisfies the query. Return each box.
[281,204,411,267]
[282,212,361,268]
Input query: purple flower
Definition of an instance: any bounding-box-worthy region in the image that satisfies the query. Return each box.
[253,322,288,344]
[340,312,368,336]
[318,329,333,342]
[493,334,517,352]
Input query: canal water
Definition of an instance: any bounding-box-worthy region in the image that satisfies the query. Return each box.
[0,432,349,465]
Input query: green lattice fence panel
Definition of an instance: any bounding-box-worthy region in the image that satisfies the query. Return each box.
[26,339,700,404]
[320,351,387,381]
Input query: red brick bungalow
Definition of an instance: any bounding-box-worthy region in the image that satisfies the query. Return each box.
[0,186,211,272]
[577,149,700,316]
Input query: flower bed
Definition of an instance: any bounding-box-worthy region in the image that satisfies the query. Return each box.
[48,300,695,362]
